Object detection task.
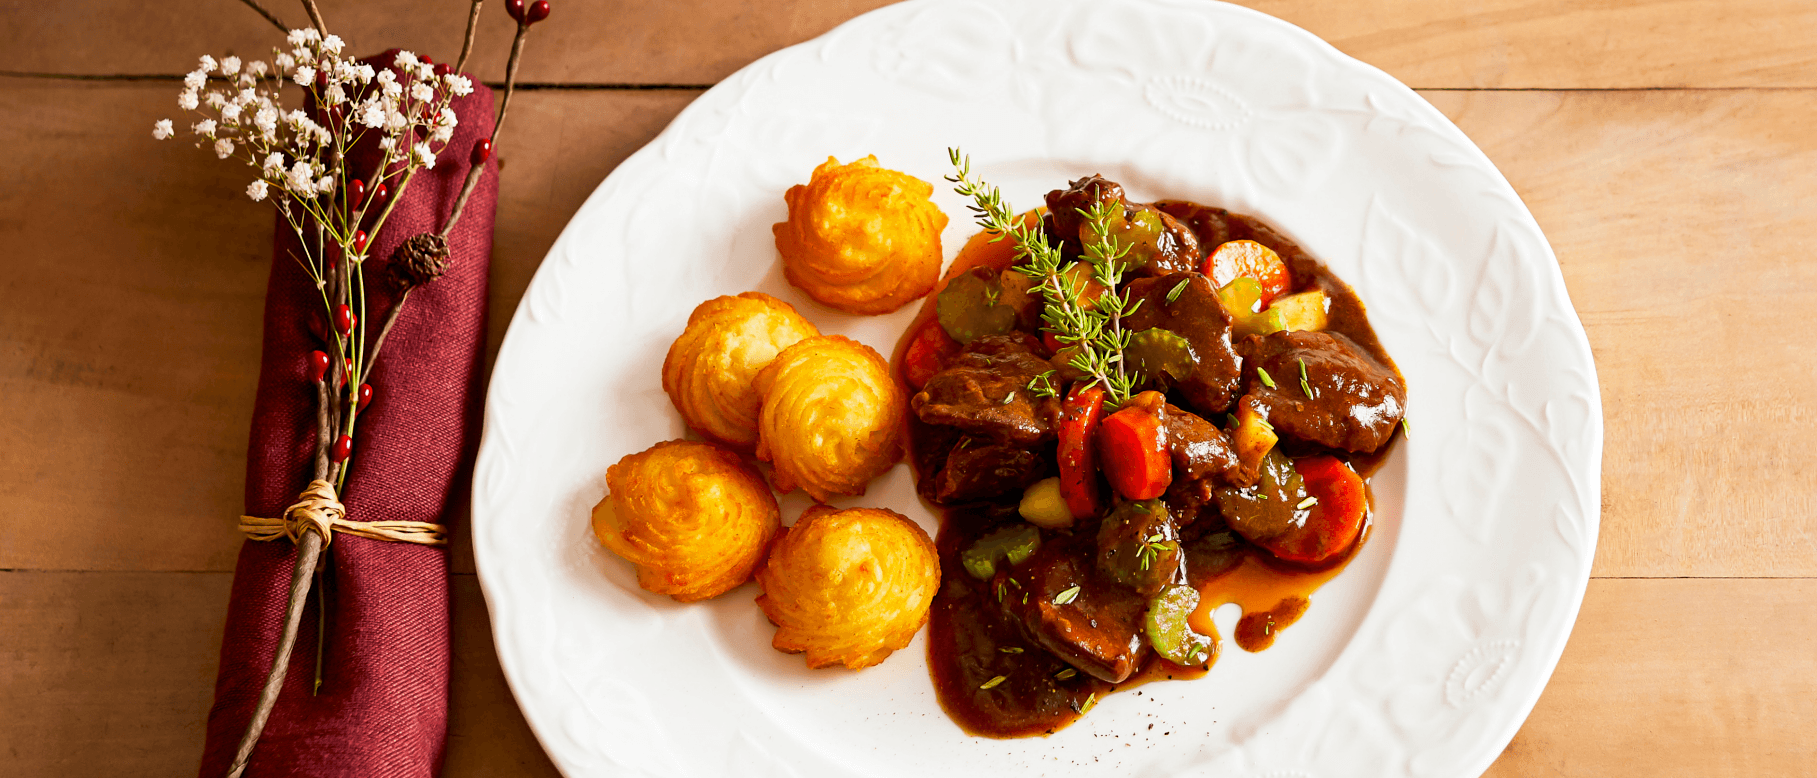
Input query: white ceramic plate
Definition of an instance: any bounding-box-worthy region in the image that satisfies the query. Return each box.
[473,1,1603,775]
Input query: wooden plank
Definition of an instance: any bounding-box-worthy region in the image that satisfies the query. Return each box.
[1483,578,1817,777]
[3,0,1816,89]
[3,572,1810,775]
[1426,89,1817,578]
[0,80,697,574]
[6,81,1815,578]
[0,570,559,776]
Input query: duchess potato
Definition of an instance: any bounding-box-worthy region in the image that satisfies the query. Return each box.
[756,506,940,669]
[591,440,780,603]
[662,292,820,450]
[754,335,905,502]
[772,155,948,315]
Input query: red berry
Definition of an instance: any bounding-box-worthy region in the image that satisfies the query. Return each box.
[505,0,525,21]
[344,358,354,379]
[434,63,451,76]
[525,0,550,24]
[348,178,365,208]
[419,55,434,66]
[357,383,373,410]
[353,230,369,254]
[372,182,388,204]
[470,138,492,165]
[331,435,353,463]
[335,304,356,335]
[308,351,330,382]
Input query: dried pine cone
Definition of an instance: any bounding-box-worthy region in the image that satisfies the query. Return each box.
[389,233,450,289]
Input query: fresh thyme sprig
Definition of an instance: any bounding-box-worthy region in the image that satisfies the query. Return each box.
[945,148,1142,406]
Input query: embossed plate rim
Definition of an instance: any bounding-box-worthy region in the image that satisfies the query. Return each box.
[474,1,1603,776]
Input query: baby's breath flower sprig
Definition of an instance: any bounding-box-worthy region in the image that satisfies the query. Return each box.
[155,16,506,778]
[945,149,1142,407]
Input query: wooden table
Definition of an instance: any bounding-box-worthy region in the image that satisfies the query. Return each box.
[3,1,1813,775]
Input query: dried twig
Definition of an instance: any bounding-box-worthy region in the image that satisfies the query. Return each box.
[235,0,291,33]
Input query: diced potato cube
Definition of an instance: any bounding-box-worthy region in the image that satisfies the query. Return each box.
[1263,289,1329,333]
[1018,477,1074,529]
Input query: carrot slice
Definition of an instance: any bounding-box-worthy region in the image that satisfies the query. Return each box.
[901,317,961,390]
[1098,404,1172,501]
[1203,240,1292,306]
[1274,455,1365,564]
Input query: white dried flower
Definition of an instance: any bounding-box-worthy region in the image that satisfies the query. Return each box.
[287,160,315,194]
[431,125,453,143]
[437,106,457,127]
[194,118,217,137]
[416,63,435,81]
[184,69,207,90]
[237,73,255,88]
[220,102,242,124]
[413,141,436,169]
[316,175,335,194]
[287,28,309,47]
[359,102,386,129]
[152,119,174,140]
[255,106,279,134]
[202,91,226,109]
[213,138,234,159]
[376,68,396,85]
[385,109,407,131]
[382,79,403,98]
[199,55,217,73]
[248,60,269,77]
[177,90,199,110]
[262,152,284,173]
[246,179,269,201]
[220,56,241,76]
[443,74,473,97]
[293,65,316,87]
[324,84,346,105]
[355,64,375,83]
[322,34,344,54]
[410,82,434,102]
[394,51,418,69]
[379,136,397,152]
[275,52,295,72]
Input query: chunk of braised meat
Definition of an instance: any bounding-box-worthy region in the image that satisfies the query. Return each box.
[998,533,1149,683]
[912,335,1060,446]
[1046,176,1201,277]
[1164,403,1243,484]
[1045,176,1124,261]
[931,438,1053,505]
[1122,273,1242,414]
[1237,330,1406,453]
[1095,499,1182,600]
[1156,201,1321,289]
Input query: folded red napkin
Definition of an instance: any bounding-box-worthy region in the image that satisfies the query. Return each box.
[198,59,497,778]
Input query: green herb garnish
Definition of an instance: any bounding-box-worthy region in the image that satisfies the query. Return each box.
[1165,277,1191,304]
[1257,366,1277,389]
[948,149,1143,406]
[1298,358,1313,397]
[1055,668,1078,680]
[980,675,1007,690]
[1054,584,1082,605]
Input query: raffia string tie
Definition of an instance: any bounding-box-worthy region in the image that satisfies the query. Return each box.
[239,479,447,547]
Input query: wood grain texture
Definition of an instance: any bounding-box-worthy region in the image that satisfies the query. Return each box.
[1482,578,1817,777]
[2,0,1816,89]
[0,81,698,574]
[7,82,1813,579]
[4,573,1811,776]
[1427,89,1817,578]
[0,572,559,777]
[2,0,1813,774]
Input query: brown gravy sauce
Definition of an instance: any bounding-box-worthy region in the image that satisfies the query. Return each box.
[895,202,1401,738]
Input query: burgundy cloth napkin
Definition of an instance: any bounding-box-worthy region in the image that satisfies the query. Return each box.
[199,58,497,778]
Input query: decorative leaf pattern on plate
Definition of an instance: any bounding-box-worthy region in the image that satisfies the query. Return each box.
[471,2,1603,776]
